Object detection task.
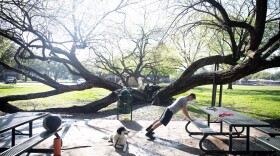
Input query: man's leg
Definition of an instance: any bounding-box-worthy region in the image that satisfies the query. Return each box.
[147,108,168,132]
[150,121,162,131]
[146,120,159,131]
[145,121,162,139]
[145,108,172,139]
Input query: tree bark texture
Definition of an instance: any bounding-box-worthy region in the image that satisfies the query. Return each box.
[227,83,233,89]
[43,92,119,113]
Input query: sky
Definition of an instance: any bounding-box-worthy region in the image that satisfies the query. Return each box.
[22,0,280,74]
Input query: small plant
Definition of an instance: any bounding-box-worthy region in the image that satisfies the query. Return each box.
[122,115,130,120]
[27,102,40,110]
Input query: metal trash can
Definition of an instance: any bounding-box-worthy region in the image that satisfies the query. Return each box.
[117,89,133,120]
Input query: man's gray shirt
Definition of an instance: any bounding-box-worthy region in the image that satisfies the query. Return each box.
[168,96,188,114]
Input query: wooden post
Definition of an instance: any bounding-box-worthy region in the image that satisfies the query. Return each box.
[54,137,62,156]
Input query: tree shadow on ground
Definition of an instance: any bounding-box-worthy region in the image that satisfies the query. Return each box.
[217,136,274,156]
[189,135,229,156]
[120,120,143,131]
[113,145,137,156]
[192,135,272,156]
[154,137,205,155]
[84,120,112,135]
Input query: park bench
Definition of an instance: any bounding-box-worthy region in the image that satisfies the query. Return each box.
[185,120,232,154]
[0,128,62,156]
[185,120,216,135]
[255,127,280,137]
[256,137,280,153]
[254,127,280,154]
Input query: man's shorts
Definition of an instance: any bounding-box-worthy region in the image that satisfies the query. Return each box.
[159,108,173,126]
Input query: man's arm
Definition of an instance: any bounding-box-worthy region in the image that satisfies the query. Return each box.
[182,105,194,121]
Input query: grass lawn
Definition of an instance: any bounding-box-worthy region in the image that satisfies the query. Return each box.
[0,83,110,110]
[0,83,279,126]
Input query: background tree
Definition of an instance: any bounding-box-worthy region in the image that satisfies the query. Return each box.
[170,29,206,72]
[29,60,69,82]
[152,0,280,105]
[246,71,273,80]
[92,26,156,87]
[91,4,175,87]
[0,0,133,113]
[0,37,18,79]
[0,37,16,65]
[272,71,280,80]
[142,43,180,85]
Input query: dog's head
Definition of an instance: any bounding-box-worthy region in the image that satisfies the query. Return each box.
[117,126,130,135]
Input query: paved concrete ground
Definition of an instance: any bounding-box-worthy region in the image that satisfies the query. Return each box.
[0,118,273,156]
[59,120,205,156]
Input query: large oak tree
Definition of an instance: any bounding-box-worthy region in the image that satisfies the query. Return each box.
[0,0,279,113]
[0,0,130,113]
[153,0,280,104]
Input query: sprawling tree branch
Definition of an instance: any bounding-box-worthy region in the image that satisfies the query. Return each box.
[153,55,280,105]
[181,55,236,78]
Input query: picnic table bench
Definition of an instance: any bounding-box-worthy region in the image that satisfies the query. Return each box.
[256,137,280,153]
[255,127,280,137]
[254,127,280,154]
[185,120,216,135]
[185,120,230,154]
[0,128,61,156]
[0,112,62,156]
[0,112,49,147]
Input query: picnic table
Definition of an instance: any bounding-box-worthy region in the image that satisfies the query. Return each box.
[0,112,61,156]
[185,106,276,155]
[0,112,49,147]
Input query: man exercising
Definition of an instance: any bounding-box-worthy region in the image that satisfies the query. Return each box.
[145,93,196,140]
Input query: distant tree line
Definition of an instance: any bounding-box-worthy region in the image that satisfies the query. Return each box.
[245,71,280,80]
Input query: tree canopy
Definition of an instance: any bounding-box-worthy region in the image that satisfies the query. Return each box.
[0,0,279,113]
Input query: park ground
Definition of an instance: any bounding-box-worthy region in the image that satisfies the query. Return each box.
[0,104,278,156]
[0,84,279,155]
[0,112,272,156]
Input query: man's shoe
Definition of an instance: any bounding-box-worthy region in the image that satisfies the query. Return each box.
[145,125,152,131]
[145,126,155,134]
[145,131,155,140]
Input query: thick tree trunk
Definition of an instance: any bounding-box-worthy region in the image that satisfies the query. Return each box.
[153,57,279,105]
[44,92,119,113]
[0,88,147,113]
[227,83,233,89]
[1,102,23,113]
[0,79,121,113]
[0,95,114,114]
[41,89,147,113]
[0,90,69,103]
